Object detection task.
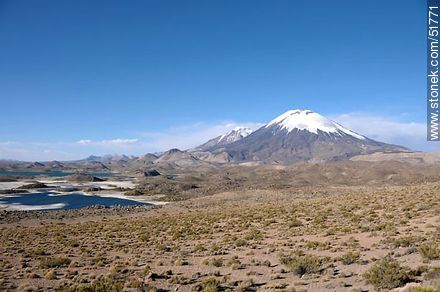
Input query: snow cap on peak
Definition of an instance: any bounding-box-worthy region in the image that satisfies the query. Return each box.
[218,127,252,143]
[266,109,365,140]
[232,126,252,135]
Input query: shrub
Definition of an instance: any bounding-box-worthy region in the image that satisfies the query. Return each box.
[226,256,241,267]
[44,270,56,280]
[192,277,221,292]
[33,248,50,256]
[363,257,414,289]
[210,257,223,267]
[338,251,360,265]
[237,278,254,292]
[193,244,206,253]
[288,218,303,228]
[234,238,248,247]
[279,251,323,276]
[392,236,420,248]
[40,256,71,268]
[244,229,264,241]
[17,283,37,292]
[412,287,438,292]
[69,276,124,292]
[305,241,322,250]
[418,242,440,260]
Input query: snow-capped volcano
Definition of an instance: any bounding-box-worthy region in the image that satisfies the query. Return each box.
[205,109,408,163]
[266,109,365,140]
[196,127,253,151]
[218,127,252,143]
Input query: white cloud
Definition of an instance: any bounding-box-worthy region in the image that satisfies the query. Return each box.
[76,138,139,146]
[102,138,139,145]
[139,121,264,151]
[330,113,440,152]
[77,139,92,145]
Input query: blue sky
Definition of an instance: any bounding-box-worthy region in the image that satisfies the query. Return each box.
[0,0,437,160]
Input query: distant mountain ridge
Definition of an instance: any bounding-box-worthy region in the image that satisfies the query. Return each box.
[83,154,137,162]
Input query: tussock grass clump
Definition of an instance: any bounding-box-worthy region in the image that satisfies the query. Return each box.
[39,256,71,268]
[32,248,50,256]
[226,256,241,267]
[192,277,221,292]
[210,257,224,267]
[418,242,440,260]
[193,244,206,253]
[244,228,264,241]
[363,257,414,289]
[70,276,124,292]
[305,240,328,250]
[44,269,56,280]
[338,251,360,265]
[234,238,248,247]
[411,287,438,292]
[288,217,303,228]
[17,282,37,292]
[202,257,224,267]
[279,251,324,276]
[392,235,421,248]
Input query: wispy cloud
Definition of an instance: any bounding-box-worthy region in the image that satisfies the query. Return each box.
[77,138,139,146]
[330,113,440,152]
[138,121,264,151]
[77,139,92,145]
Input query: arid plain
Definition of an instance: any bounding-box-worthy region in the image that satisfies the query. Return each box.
[0,154,439,292]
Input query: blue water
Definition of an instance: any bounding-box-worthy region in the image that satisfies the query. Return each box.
[0,192,149,211]
[0,171,114,178]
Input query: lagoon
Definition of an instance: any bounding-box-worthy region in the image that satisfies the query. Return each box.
[0,170,115,178]
[0,191,149,211]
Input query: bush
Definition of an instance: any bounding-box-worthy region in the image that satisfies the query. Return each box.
[279,251,323,276]
[33,248,50,256]
[193,244,206,253]
[69,276,124,292]
[210,257,223,267]
[288,218,303,228]
[192,277,221,292]
[418,242,440,260]
[392,235,420,248]
[244,229,264,241]
[40,256,71,268]
[226,256,241,267]
[338,251,360,265]
[44,270,56,280]
[412,287,438,292]
[17,283,37,292]
[234,238,248,247]
[363,257,414,289]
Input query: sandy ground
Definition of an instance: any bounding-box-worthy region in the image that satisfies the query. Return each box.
[0,182,439,291]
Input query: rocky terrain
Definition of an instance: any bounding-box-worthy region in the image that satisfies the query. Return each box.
[0,109,439,291]
[0,175,439,291]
